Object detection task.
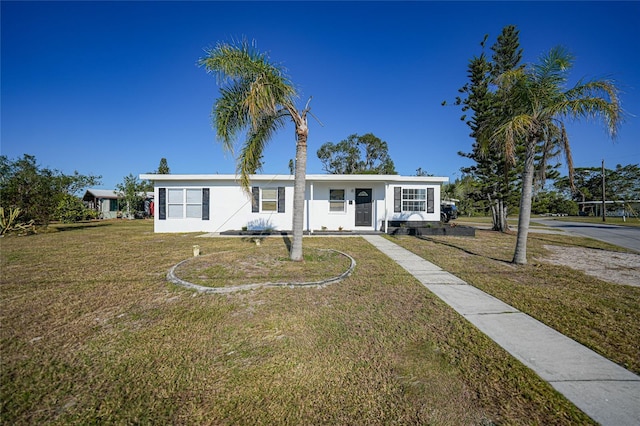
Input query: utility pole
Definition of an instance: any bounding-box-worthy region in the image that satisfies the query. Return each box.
[602,159,606,222]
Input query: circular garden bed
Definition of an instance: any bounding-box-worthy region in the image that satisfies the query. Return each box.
[168,244,356,293]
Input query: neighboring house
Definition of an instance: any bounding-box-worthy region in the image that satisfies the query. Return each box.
[139,174,448,234]
[82,189,120,219]
[82,189,155,219]
[577,200,640,218]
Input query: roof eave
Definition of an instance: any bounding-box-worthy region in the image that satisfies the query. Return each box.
[139,173,449,184]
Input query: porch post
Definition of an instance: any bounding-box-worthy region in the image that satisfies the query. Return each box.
[307,181,313,233]
[384,182,388,233]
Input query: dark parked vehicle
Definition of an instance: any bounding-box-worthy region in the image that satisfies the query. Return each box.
[441,204,458,223]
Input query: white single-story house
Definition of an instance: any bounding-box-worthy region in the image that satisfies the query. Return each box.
[139,174,449,234]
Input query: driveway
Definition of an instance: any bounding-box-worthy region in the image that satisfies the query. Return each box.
[532,218,640,253]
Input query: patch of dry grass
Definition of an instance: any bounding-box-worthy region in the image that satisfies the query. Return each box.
[175,240,351,287]
[1,220,594,424]
[389,230,640,374]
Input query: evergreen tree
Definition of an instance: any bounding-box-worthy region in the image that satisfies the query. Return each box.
[455,25,523,231]
[157,158,170,174]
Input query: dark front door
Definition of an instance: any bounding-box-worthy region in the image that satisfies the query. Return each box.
[355,188,372,227]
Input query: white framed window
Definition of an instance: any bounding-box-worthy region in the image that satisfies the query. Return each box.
[167,188,202,219]
[251,186,285,213]
[261,187,278,212]
[167,189,184,218]
[185,189,202,218]
[329,189,346,213]
[402,188,426,212]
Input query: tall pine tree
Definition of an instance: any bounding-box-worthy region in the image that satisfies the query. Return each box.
[455,25,523,231]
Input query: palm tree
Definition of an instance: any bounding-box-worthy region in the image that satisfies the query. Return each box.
[489,46,622,264]
[199,39,311,261]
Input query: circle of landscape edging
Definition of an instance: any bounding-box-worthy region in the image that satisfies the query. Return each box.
[167,248,356,294]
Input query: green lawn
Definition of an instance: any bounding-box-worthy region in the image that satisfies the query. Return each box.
[1,220,613,424]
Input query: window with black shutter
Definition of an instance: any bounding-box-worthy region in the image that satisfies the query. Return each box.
[277,187,285,213]
[251,187,259,213]
[252,186,286,213]
[202,188,210,220]
[394,187,401,213]
[427,188,434,213]
[158,188,166,220]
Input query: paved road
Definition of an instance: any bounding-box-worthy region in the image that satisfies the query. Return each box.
[532,218,640,253]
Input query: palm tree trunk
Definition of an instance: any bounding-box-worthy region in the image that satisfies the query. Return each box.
[290,128,308,261]
[513,140,536,265]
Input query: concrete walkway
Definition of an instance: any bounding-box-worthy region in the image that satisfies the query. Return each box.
[362,235,640,426]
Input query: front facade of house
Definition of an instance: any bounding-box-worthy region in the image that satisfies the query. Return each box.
[139,174,448,234]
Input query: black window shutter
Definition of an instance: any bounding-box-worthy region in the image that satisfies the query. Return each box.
[394,187,401,213]
[277,187,285,213]
[251,187,259,212]
[427,188,434,213]
[202,188,210,220]
[158,188,166,220]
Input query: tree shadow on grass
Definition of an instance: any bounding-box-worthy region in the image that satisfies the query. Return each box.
[238,232,292,254]
[413,234,514,265]
[281,232,292,253]
[529,233,626,252]
[51,221,113,232]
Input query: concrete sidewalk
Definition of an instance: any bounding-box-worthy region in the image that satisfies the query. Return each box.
[362,235,640,426]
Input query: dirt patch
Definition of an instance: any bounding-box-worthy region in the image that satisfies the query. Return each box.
[543,245,640,287]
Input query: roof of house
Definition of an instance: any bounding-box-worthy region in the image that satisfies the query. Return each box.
[139,174,449,184]
[83,189,118,200]
[82,189,154,201]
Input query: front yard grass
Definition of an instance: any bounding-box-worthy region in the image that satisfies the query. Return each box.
[389,230,640,375]
[1,220,600,424]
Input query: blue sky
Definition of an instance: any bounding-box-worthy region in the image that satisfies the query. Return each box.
[2,1,639,190]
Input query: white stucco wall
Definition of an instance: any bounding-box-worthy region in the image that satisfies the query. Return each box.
[151,179,296,233]
[385,183,442,223]
[141,174,447,234]
[306,181,386,231]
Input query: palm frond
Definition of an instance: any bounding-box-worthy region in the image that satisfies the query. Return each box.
[200,39,298,140]
[496,114,537,155]
[213,81,252,151]
[237,110,289,192]
[560,123,575,190]
[561,79,622,137]
[554,97,622,138]
[533,46,573,87]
